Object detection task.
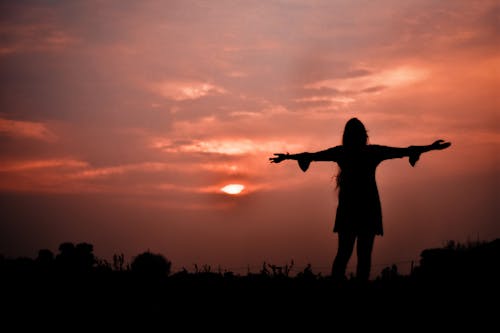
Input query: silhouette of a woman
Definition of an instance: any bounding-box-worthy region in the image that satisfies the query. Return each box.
[269,118,451,281]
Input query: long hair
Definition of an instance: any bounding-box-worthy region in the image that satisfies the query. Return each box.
[342,118,368,148]
[337,118,368,187]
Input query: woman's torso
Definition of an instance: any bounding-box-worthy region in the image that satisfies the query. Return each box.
[334,145,384,235]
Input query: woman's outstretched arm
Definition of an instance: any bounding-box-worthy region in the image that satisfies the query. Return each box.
[378,140,451,166]
[269,146,340,172]
[408,140,451,166]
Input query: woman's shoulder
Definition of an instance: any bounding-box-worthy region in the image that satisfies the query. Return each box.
[329,145,343,152]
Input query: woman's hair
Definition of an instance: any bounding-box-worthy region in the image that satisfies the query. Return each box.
[342,117,368,148]
[337,118,369,187]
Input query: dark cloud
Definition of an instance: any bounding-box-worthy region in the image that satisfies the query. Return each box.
[361,85,387,93]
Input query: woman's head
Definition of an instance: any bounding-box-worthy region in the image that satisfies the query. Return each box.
[342,118,368,148]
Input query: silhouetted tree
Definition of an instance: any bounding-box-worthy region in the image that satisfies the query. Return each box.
[36,249,54,274]
[36,249,54,264]
[130,251,171,277]
[56,242,75,271]
[75,243,95,271]
[55,242,95,273]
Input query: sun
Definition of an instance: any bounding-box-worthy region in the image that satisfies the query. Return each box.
[221,184,245,195]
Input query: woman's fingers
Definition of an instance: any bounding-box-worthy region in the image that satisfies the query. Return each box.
[441,142,451,148]
[437,141,451,149]
[432,139,444,146]
[269,153,283,163]
[433,140,451,150]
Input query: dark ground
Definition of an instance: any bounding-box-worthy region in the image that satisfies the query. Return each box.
[1,239,498,327]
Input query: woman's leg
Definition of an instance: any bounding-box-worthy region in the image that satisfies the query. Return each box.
[356,233,376,281]
[331,232,356,279]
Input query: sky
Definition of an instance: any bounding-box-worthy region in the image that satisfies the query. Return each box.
[0,0,499,276]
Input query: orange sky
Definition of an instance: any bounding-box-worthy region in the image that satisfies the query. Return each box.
[1,0,498,275]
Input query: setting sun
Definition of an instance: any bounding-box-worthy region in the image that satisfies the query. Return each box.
[221,184,245,195]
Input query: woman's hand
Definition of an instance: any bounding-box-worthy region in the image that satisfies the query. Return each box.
[409,140,451,167]
[431,139,451,150]
[269,153,289,163]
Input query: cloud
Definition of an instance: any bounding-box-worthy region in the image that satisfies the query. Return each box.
[0,158,87,172]
[151,137,303,156]
[152,80,226,101]
[306,66,428,92]
[293,66,428,108]
[0,118,57,141]
[226,71,248,78]
[0,23,78,56]
[295,96,356,106]
[0,158,186,194]
[68,162,175,179]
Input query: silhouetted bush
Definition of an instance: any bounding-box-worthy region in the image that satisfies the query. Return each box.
[379,264,400,281]
[415,239,500,282]
[113,253,125,271]
[296,264,317,281]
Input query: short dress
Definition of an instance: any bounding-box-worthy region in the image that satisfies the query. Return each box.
[300,145,410,236]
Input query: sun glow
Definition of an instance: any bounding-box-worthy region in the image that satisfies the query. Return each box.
[221,184,245,195]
